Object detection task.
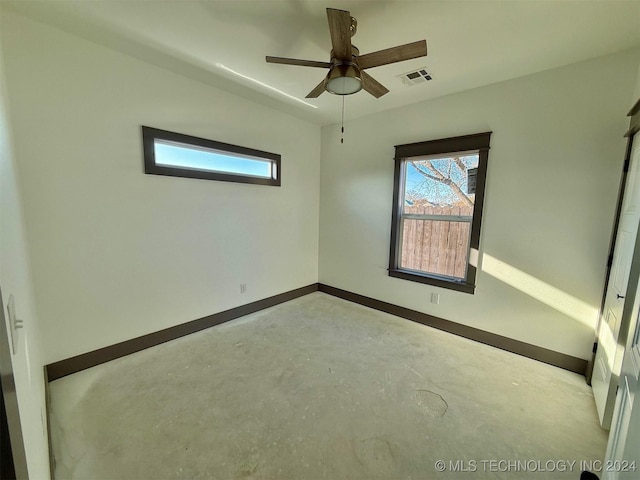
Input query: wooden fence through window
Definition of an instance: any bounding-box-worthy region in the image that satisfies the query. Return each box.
[400,205,474,279]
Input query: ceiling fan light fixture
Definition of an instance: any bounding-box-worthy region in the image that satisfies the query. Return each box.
[326,64,362,95]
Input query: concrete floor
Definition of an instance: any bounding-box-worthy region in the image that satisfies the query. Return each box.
[49,292,608,479]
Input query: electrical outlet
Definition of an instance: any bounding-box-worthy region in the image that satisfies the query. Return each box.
[240,283,247,294]
[430,293,440,305]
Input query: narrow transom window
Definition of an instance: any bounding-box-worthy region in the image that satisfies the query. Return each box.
[142,126,280,186]
[389,132,491,294]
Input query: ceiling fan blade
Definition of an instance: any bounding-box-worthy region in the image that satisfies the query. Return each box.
[358,40,427,70]
[361,71,389,98]
[266,56,332,68]
[305,78,327,98]
[326,8,352,60]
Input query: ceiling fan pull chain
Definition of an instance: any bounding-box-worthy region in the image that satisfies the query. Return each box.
[341,95,345,144]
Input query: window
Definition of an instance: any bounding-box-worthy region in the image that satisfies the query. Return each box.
[389,132,491,294]
[142,126,280,186]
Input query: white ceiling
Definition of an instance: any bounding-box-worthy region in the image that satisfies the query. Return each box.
[4,0,640,125]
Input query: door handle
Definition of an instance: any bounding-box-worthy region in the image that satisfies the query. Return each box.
[617,294,625,299]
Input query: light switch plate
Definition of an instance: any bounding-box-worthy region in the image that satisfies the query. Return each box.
[7,295,22,355]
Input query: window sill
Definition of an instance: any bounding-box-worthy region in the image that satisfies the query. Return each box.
[388,269,475,294]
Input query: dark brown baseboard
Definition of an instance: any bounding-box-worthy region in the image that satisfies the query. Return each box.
[47,281,587,381]
[318,283,588,375]
[46,284,319,381]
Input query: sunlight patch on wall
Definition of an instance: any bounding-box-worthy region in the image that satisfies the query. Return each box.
[216,63,318,109]
[482,253,598,329]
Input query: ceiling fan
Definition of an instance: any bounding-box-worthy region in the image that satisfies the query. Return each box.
[266,7,427,98]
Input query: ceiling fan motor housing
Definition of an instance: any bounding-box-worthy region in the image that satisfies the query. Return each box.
[327,46,362,95]
[330,45,359,64]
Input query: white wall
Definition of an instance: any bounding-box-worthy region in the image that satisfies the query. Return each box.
[0,9,50,480]
[1,11,320,365]
[319,49,640,360]
[634,60,640,102]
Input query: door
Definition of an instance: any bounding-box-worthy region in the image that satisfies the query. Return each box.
[603,277,640,479]
[0,286,29,479]
[593,140,640,428]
